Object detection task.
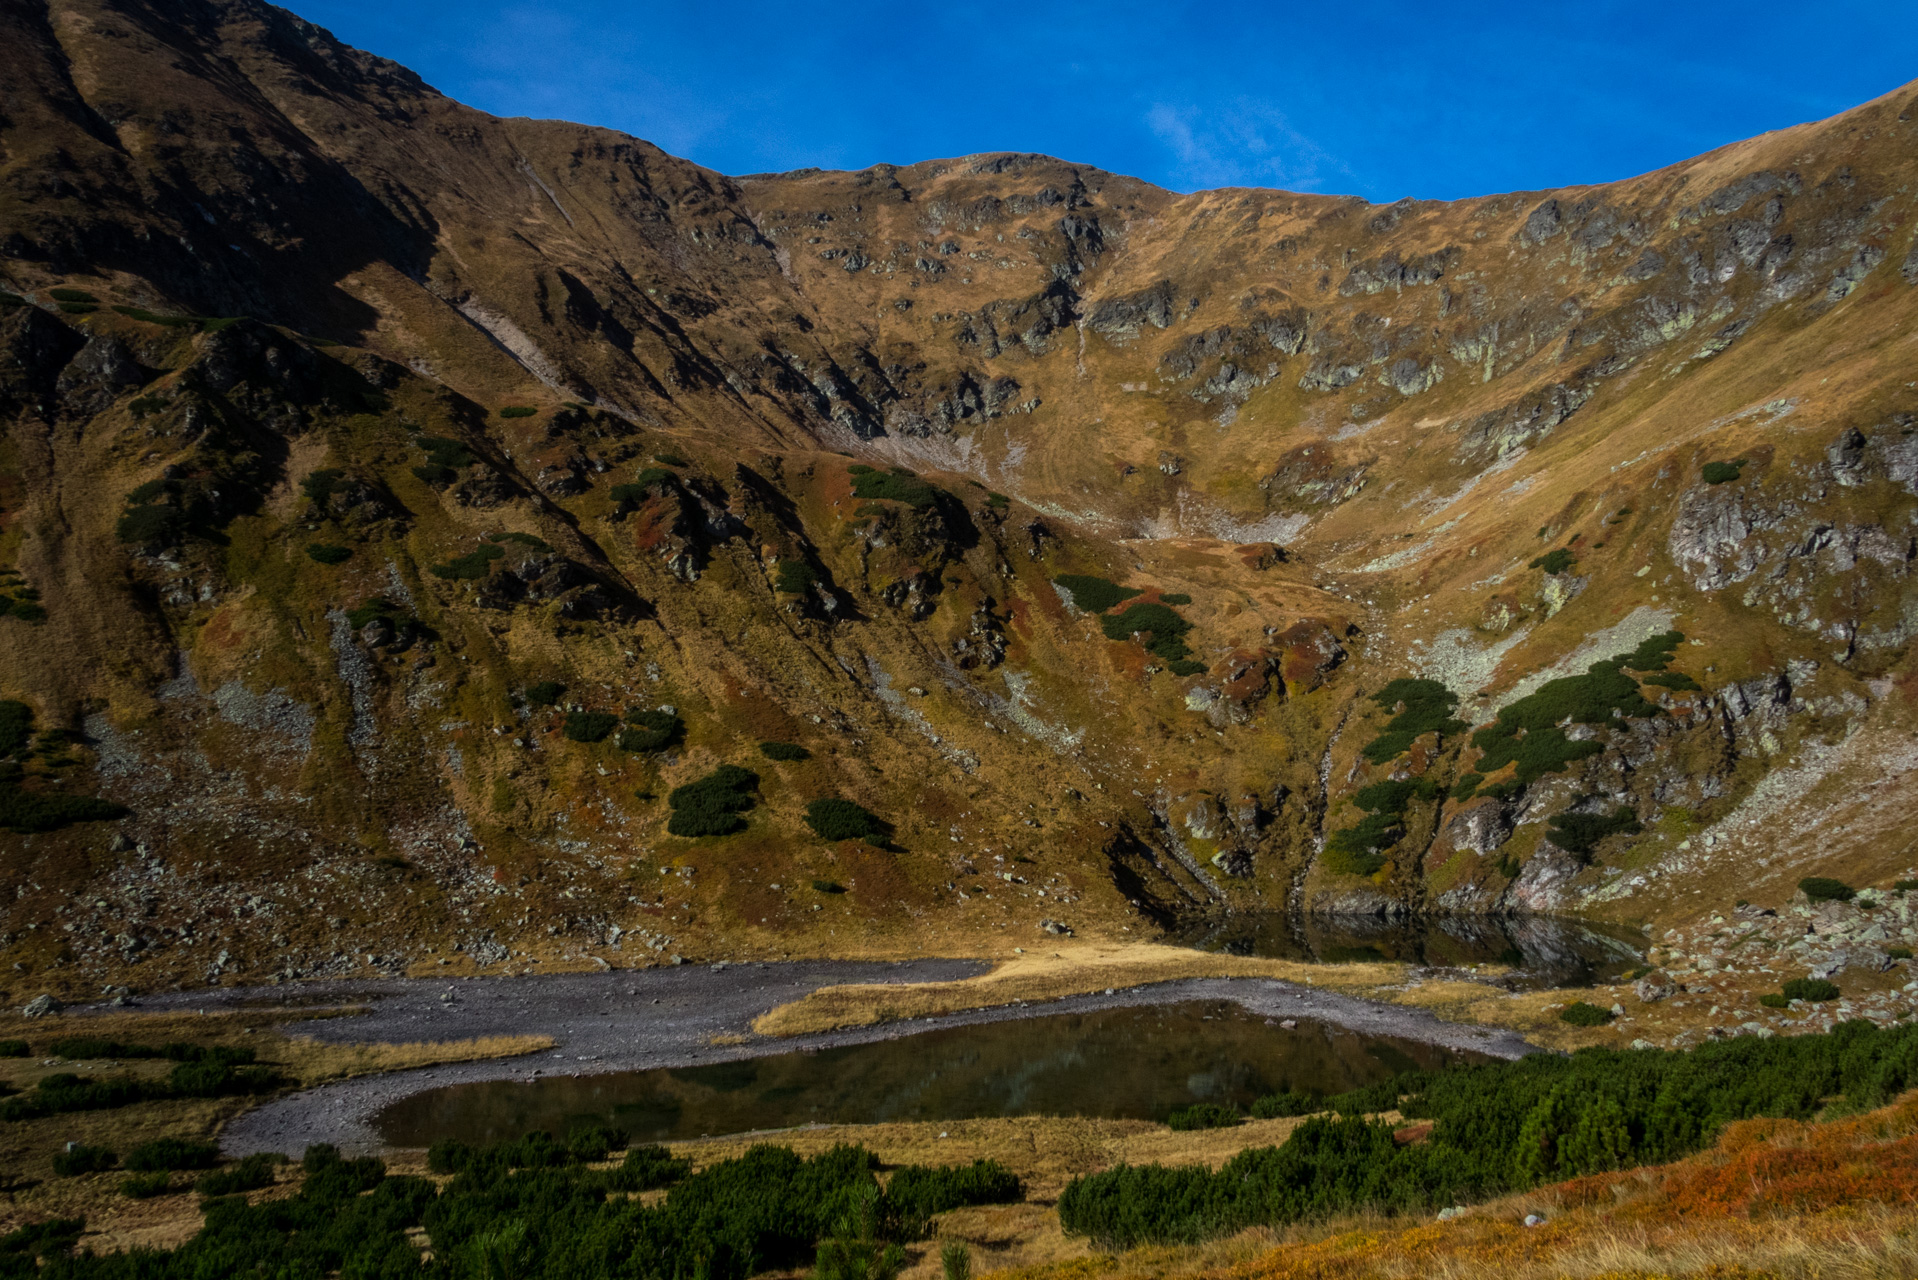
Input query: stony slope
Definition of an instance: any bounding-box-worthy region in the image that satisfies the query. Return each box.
[3,0,1918,998]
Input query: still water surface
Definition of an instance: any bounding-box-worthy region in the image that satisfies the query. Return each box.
[376,1000,1486,1146]
[1169,913,1643,988]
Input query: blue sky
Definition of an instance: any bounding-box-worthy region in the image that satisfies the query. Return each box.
[296,1,1918,202]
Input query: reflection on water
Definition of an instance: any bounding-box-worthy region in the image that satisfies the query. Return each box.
[375,1000,1485,1147]
[1168,913,1644,988]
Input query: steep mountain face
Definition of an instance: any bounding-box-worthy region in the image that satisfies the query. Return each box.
[4,0,1918,996]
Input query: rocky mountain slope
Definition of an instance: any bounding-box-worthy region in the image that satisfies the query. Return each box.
[3,0,1918,998]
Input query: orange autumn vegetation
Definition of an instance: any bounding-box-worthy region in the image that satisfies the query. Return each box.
[995,1094,1918,1280]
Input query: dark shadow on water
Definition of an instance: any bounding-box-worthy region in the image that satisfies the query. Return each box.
[374,1000,1489,1147]
[1166,913,1644,989]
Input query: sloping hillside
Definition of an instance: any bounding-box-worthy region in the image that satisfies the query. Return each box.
[3,0,1918,999]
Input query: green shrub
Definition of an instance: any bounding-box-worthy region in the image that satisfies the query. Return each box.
[1166,1104,1241,1131]
[1897,880,1918,893]
[667,765,758,837]
[524,680,565,707]
[167,1057,279,1099]
[48,1037,163,1060]
[49,288,97,303]
[1759,993,1789,1008]
[1641,671,1701,691]
[1450,773,1485,802]
[127,394,168,417]
[125,1137,221,1172]
[633,466,678,490]
[560,1124,628,1162]
[1065,1020,1918,1249]
[813,879,846,893]
[1159,592,1192,605]
[344,597,402,630]
[0,291,25,308]
[430,543,505,580]
[112,305,200,328]
[1468,648,1672,784]
[1702,459,1746,484]
[986,492,1010,510]
[1249,1091,1318,1119]
[53,1144,118,1176]
[7,598,46,623]
[1782,978,1840,1002]
[305,543,351,565]
[56,301,96,314]
[1102,602,1194,663]
[498,406,537,418]
[196,1152,277,1197]
[563,711,618,743]
[1053,574,1142,614]
[597,1143,693,1191]
[1559,1002,1614,1026]
[1546,807,1642,861]
[488,530,554,552]
[1325,776,1442,876]
[0,783,129,834]
[126,478,176,505]
[416,436,475,469]
[804,797,890,844]
[299,468,345,504]
[617,708,681,752]
[0,1039,26,1058]
[1359,679,1466,765]
[760,741,811,762]
[1167,659,1207,677]
[852,467,941,507]
[116,503,185,547]
[885,1160,1022,1234]
[120,1171,172,1198]
[775,560,818,594]
[0,702,28,758]
[653,453,690,467]
[1891,947,1913,961]
[1618,633,1684,672]
[410,463,456,488]
[1800,877,1855,903]
[1529,548,1577,574]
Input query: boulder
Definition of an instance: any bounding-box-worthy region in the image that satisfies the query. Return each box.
[21,993,63,1018]
[1633,975,1677,1003]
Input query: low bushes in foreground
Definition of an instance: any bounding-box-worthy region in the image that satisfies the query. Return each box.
[0,1052,279,1122]
[1166,1103,1241,1131]
[4,1136,1021,1279]
[1060,1018,1918,1249]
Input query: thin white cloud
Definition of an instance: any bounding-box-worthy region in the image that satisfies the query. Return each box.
[1145,98,1351,192]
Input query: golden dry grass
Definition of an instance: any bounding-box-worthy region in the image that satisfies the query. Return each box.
[982,1096,1918,1280]
[668,1113,1318,1280]
[751,944,1409,1036]
[0,1006,551,1243]
[749,940,1908,1056]
[274,1032,554,1085]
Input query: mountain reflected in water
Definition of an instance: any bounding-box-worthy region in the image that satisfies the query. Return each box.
[376,1000,1488,1148]
[1168,913,1644,988]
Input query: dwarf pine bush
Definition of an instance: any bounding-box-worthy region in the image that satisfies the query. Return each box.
[1053,574,1141,613]
[667,765,758,837]
[804,797,889,844]
[1061,1019,1918,1250]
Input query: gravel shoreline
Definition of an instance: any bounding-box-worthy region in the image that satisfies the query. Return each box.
[118,961,1537,1156]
